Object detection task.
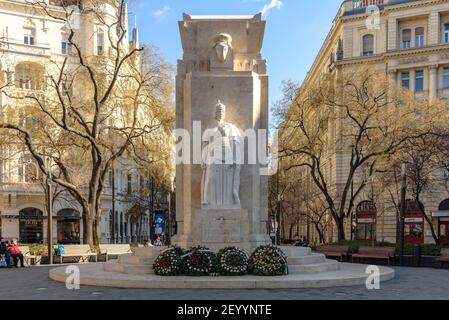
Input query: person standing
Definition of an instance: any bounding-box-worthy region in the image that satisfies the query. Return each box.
[7,239,24,268]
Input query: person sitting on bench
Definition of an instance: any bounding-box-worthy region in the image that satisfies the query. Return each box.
[7,239,24,268]
[0,238,11,268]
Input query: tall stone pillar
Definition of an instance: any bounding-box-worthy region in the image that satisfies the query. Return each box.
[127,216,131,243]
[429,65,438,103]
[173,13,272,253]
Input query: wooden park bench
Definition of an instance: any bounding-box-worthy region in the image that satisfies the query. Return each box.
[99,244,132,261]
[19,246,40,267]
[54,245,97,264]
[352,247,396,265]
[436,248,449,268]
[315,245,349,261]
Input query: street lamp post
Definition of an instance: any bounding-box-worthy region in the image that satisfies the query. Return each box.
[399,162,407,266]
[46,157,53,265]
[350,180,354,241]
[111,165,115,244]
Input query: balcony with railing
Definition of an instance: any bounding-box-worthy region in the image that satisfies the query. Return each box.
[0,37,51,57]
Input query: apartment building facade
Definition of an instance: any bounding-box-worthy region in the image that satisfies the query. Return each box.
[291,0,449,245]
[0,0,154,244]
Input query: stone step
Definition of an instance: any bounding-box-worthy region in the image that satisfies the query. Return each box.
[122,264,155,275]
[287,253,326,265]
[103,261,155,275]
[103,260,124,273]
[288,260,340,275]
[132,247,167,258]
[278,246,312,258]
[118,254,156,265]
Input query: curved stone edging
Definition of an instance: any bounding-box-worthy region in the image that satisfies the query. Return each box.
[49,263,395,289]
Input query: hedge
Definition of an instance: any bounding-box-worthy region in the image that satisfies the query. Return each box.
[329,240,441,256]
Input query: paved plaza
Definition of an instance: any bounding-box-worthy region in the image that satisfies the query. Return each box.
[0,265,448,300]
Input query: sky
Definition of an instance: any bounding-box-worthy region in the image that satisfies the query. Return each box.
[129,0,342,110]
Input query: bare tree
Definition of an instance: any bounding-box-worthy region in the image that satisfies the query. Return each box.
[0,0,174,245]
[275,70,442,241]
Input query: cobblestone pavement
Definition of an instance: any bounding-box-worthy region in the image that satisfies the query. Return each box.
[0,265,448,300]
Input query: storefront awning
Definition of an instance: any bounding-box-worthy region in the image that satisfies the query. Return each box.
[432,211,449,217]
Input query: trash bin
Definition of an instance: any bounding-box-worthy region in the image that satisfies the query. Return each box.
[412,244,422,267]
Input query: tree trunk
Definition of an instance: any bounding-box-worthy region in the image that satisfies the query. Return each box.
[315,224,325,244]
[336,217,345,241]
[83,213,94,246]
[423,213,440,246]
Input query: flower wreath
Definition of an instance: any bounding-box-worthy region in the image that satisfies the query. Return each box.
[251,246,288,276]
[217,247,249,276]
[182,247,217,276]
[153,246,184,276]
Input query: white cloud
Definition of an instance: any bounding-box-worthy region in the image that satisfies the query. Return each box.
[260,0,283,17]
[153,5,171,19]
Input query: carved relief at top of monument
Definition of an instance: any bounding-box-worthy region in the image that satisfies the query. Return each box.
[179,13,265,57]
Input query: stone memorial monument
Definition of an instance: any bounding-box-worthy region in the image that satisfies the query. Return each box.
[49,13,394,289]
[173,13,272,252]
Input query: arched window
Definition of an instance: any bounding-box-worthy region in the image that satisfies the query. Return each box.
[402,29,412,49]
[439,199,449,211]
[415,27,425,47]
[438,199,449,246]
[362,34,374,56]
[15,62,45,90]
[18,154,41,183]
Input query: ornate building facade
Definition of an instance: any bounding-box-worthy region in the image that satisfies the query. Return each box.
[0,0,154,244]
[288,0,449,245]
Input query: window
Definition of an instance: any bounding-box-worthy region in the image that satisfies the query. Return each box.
[18,154,40,183]
[61,81,72,96]
[61,34,71,54]
[23,28,35,45]
[108,169,114,187]
[401,71,410,89]
[444,24,449,43]
[362,34,374,56]
[415,70,424,92]
[127,174,132,195]
[402,29,411,49]
[415,27,424,47]
[444,67,449,89]
[97,32,104,55]
[15,62,45,90]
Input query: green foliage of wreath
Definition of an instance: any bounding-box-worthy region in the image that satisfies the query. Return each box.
[153,246,184,276]
[217,247,249,276]
[251,246,288,276]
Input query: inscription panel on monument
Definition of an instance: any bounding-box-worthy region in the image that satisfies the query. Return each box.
[200,210,242,243]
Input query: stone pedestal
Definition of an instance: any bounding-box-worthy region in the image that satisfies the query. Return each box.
[174,208,271,253]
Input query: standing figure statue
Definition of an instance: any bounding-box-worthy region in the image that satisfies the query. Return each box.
[201,100,241,208]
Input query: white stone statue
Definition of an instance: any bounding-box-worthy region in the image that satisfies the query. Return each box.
[201,100,241,208]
